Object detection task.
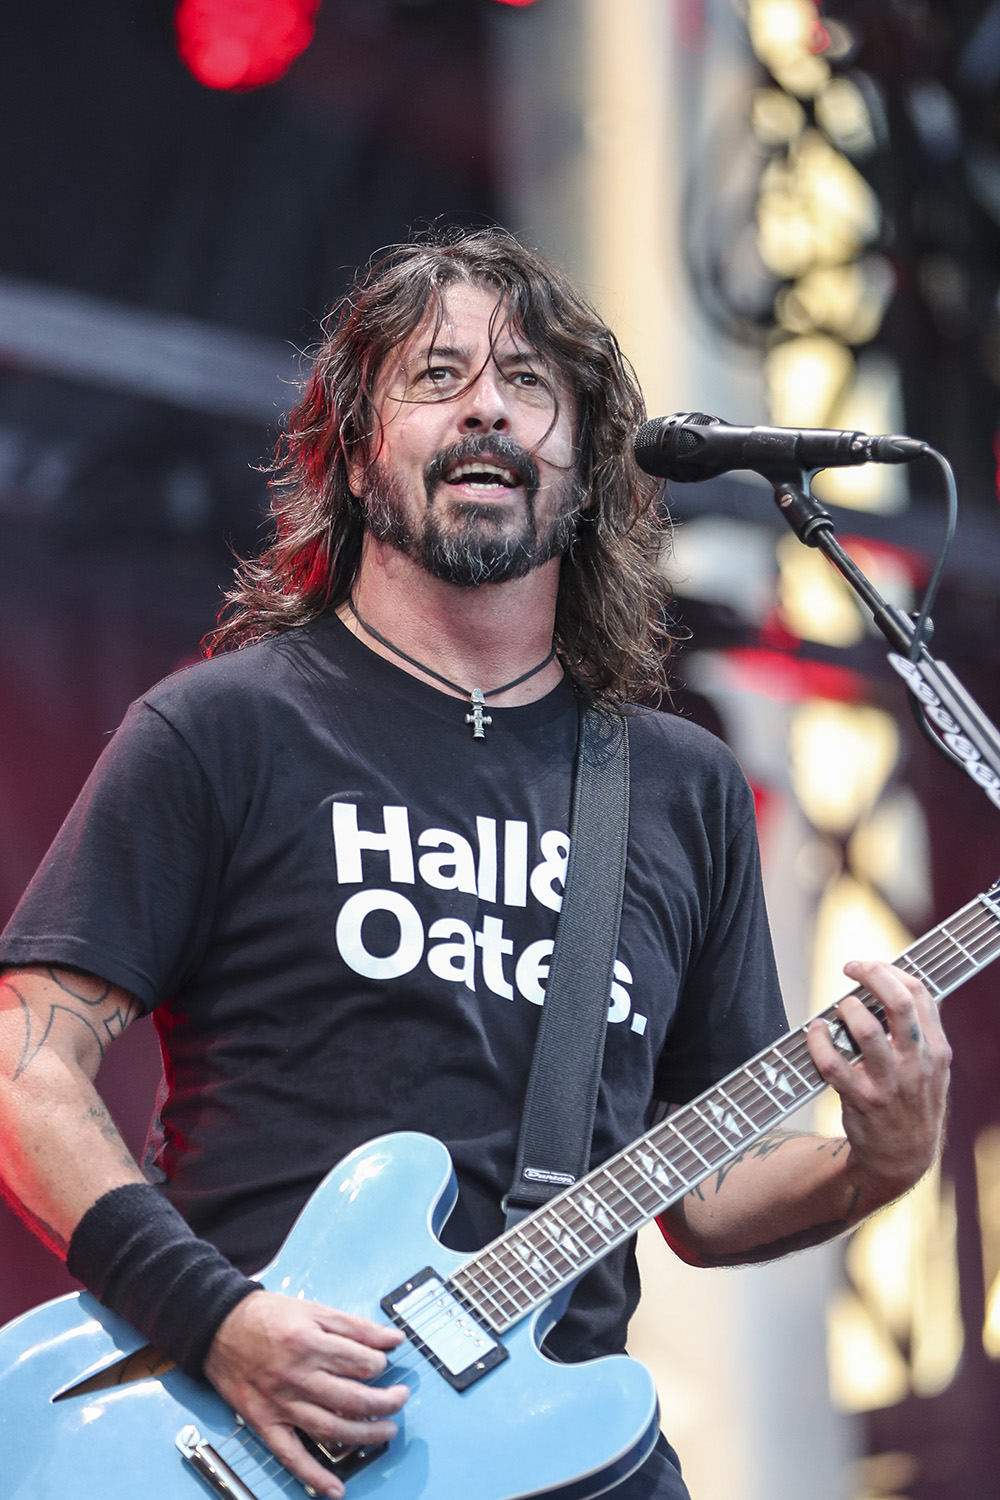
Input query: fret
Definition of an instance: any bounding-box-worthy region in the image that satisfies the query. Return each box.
[604,1166,653,1222]
[450,1266,516,1330]
[665,1118,718,1172]
[777,1045,818,1094]
[745,1053,799,1108]
[445,880,1000,1339]
[617,1155,667,1212]
[573,1189,621,1244]
[585,1171,635,1233]
[939,923,979,966]
[710,1079,760,1132]
[501,1239,553,1300]
[632,1137,685,1199]
[897,953,943,997]
[508,1232,561,1290]
[692,1097,751,1149]
[979,891,1000,925]
[521,1213,583,1279]
[461,1251,527,1322]
[542,1204,592,1267]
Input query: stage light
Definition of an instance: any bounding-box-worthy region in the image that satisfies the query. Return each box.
[175,0,320,92]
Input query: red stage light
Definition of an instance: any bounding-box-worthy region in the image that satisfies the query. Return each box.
[490,1,541,7]
[175,0,320,92]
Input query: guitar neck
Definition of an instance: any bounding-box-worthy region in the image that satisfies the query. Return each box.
[450,883,1000,1334]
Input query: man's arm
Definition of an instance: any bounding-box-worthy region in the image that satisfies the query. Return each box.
[0,966,407,1500]
[658,959,951,1266]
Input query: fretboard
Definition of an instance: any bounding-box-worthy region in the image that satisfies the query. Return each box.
[449,882,1000,1334]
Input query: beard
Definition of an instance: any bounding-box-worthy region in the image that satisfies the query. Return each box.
[361,435,583,588]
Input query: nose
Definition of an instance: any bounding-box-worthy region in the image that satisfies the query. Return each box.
[457,366,511,433]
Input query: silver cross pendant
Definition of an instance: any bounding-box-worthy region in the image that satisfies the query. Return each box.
[465,688,493,740]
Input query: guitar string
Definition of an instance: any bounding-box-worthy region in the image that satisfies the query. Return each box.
[455,902,1000,1317]
[203,899,1000,1496]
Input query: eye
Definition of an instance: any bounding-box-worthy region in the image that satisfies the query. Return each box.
[420,365,454,384]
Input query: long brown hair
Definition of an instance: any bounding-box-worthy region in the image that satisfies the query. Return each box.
[206,227,674,703]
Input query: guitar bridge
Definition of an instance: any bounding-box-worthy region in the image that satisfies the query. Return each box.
[175,1426,260,1500]
[381,1266,508,1390]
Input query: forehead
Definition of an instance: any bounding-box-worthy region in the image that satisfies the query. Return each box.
[388,280,550,374]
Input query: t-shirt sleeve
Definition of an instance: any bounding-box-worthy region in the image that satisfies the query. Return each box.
[0,700,227,1008]
[653,803,787,1104]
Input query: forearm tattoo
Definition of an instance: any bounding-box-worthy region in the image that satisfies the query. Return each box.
[3,967,142,1081]
[672,1127,858,1263]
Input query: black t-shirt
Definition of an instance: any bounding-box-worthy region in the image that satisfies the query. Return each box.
[0,613,786,1373]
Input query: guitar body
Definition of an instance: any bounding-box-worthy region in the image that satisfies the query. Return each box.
[0,1132,660,1500]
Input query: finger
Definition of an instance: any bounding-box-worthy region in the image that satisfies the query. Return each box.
[843,961,928,1055]
[294,1398,402,1452]
[317,1375,410,1421]
[806,1015,864,1092]
[315,1332,399,1382]
[260,1421,347,1500]
[835,992,897,1080]
[316,1308,405,1350]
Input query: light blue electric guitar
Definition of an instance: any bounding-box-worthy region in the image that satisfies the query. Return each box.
[2,882,998,1500]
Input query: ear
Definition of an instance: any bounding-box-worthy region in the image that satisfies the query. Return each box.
[346,452,367,498]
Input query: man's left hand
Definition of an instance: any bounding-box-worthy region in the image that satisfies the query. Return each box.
[807,959,952,1216]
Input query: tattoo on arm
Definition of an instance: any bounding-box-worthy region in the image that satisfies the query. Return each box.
[669,1126,858,1263]
[4,969,143,1081]
[687,1127,848,1201]
[670,1182,863,1264]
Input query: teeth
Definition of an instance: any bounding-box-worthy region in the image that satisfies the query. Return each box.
[446,462,518,486]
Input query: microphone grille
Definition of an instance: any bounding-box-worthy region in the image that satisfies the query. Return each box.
[673,428,703,457]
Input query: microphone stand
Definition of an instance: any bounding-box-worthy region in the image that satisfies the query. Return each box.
[768,469,1000,815]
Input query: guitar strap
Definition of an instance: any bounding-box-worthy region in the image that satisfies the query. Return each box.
[503,703,630,1228]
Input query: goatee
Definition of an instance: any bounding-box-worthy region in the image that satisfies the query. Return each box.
[362,435,583,588]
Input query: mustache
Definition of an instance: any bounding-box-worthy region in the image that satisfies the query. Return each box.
[423,435,541,499]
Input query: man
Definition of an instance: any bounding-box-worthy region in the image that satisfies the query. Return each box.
[0,228,949,1500]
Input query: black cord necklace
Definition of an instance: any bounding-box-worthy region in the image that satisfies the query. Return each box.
[348,597,557,740]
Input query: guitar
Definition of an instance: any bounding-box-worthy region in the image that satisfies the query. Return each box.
[2,879,999,1500]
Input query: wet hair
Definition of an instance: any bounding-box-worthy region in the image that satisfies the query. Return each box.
[205,225,675,704]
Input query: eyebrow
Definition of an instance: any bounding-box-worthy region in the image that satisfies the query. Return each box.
[411,340,546,369]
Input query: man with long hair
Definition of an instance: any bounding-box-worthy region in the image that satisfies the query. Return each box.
[0,228,948,1500]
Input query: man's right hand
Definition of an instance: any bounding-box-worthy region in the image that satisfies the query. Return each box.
[203,1290,410,1500]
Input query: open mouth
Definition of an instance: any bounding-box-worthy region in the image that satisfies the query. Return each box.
[443,460,522,489]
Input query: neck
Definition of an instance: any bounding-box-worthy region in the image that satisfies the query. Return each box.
[341,538,564,706]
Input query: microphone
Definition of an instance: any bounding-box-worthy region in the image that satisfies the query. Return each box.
[634,412,926,483]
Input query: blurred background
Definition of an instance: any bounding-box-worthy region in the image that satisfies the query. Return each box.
[1,3,1000,1498]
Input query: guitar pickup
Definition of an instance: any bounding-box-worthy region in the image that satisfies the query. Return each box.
[297,1430,388,1480]
[381,1267,508,1390]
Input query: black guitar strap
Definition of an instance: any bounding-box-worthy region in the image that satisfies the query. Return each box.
[504,703,630,1228]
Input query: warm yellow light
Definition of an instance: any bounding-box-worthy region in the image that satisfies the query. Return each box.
[765,334,853,427]
[910,1173,963,1397]
[812,353,909,514]
[749,0,816,66]
[776,258,895,344]
[975,1126,1000,1356]
[832,1166,964,1409]
[809,873,911,1012]
[848,789,931,929]
[846,1191,918,1341]
[757,131,880,277]
[788,701,900,836]
[816,75,878,156]
[751,87,806,147]
[827,1287,909,1412]
[776,531,865,647]
[749,0,831,95]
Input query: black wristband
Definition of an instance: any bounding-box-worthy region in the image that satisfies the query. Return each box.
[67,1183,262,1378]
